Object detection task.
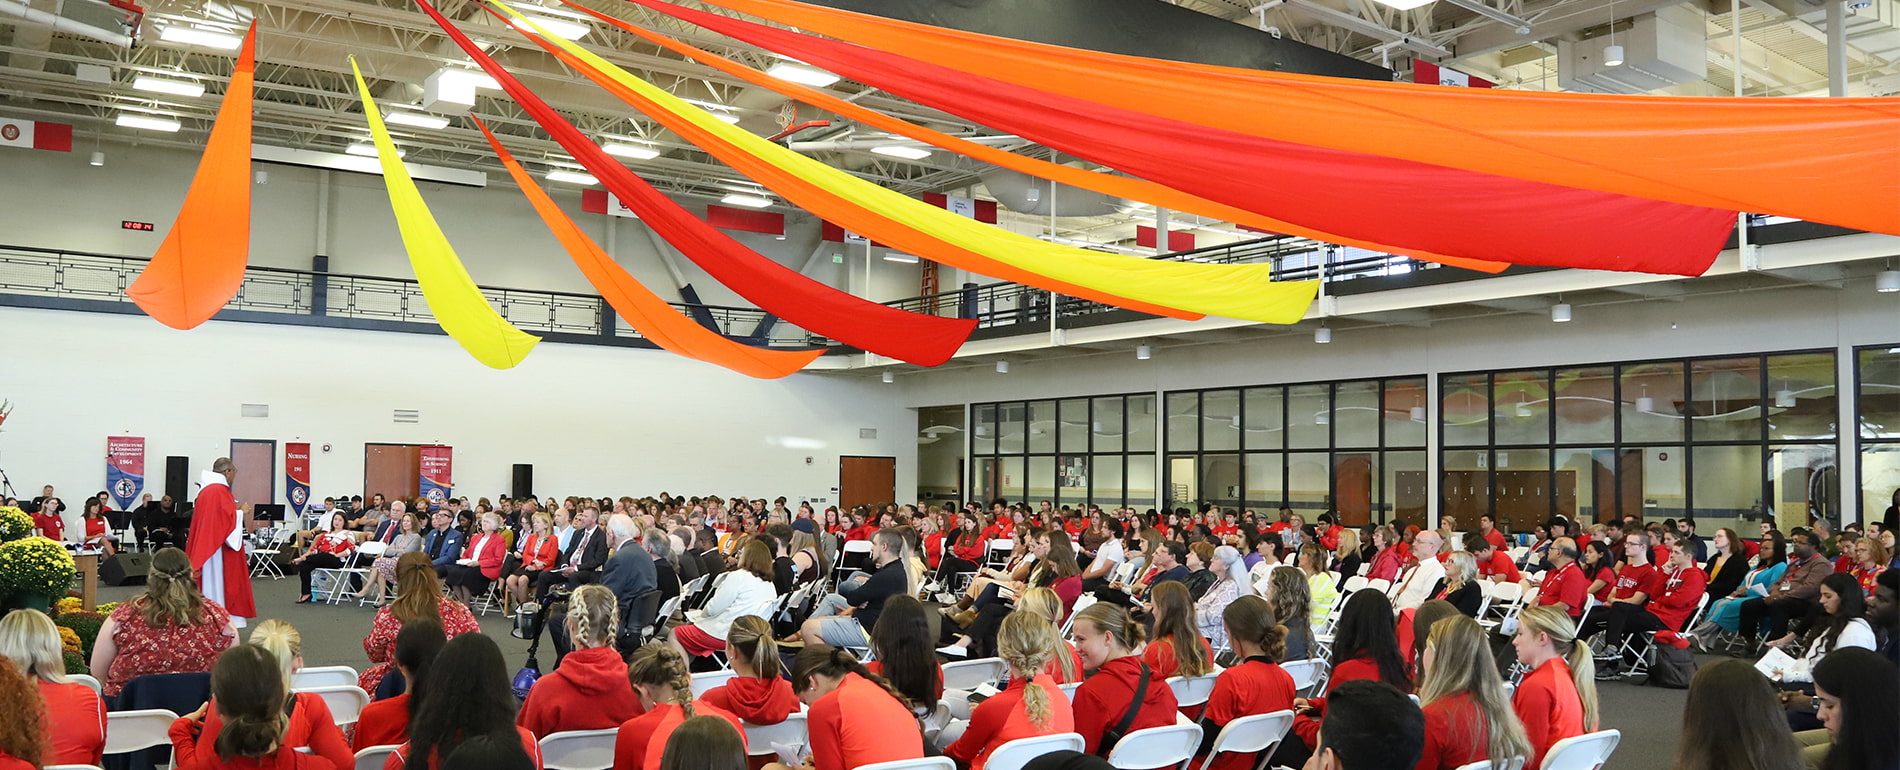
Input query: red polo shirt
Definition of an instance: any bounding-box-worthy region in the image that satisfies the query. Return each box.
[1535,562,1589,617]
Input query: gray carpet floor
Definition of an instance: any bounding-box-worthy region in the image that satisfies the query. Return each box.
[95,575,1700,770]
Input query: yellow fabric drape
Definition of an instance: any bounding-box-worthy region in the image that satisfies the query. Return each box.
[496,4,1318,325]
[349,58,540,369]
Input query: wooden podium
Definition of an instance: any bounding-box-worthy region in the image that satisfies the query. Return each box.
[73,552,98,611]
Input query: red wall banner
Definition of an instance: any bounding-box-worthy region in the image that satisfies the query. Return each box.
[284,442,311,518]
[105,436,145,511]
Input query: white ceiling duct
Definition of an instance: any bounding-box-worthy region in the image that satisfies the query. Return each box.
[978,167,1127,217]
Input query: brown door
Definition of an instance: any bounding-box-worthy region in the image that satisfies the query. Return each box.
[1595,451,1620,522]
[840,456,897,511]
[1618,450,1646,520]
[229,440,275,530]
[1555,470,1579,522]
[364,444,422,502]
[1393,471,1429,527]
[1334,454,1373,526]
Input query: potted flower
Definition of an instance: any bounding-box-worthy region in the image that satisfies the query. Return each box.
[0,506,31,542]
[0,536,77,613]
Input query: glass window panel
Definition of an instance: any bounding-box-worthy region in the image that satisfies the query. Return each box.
[1335,380,1381,448]
[1287,452,1331,513]
[996,402,1027,455]
[1334,452,1376,526]
[1127,395,1158,453]
[1768,445,1836,533]
[1027,455,1057,508]
[1288,384,1332,449]
[974,458,998,504]
[1058,399,1089,452]
[1492,449,1551,532]
[1167,455,1197,508]
[1441,449,1492,530]
[1554,448,1617,527]
[1691,445,1762,534]
[1555,366,1617,445]
[1201,454,1242,509]
[1442,374,1490,447]
[1383,451,1428,527]
[974,403,997,454]
[1861,446,1900,528]
[1245,453,1284,511]
[1167,393,1200,452]
[1057,455,1090,507]
[1384,378,1429,448]
[999,456,1025,506]
[1767,353,1837,442]
[1203,390,1241,452]
[1126,453,1157,510]
[1860,348,1900,440]
[917,405,966,503]
[1493,370,1552,446]
[1244,387,1285,451]
[1027,400,1057,454]
[1639,447,1686,522]
[1621,362,1686,443]
[1092,455,1125,509]
[1092,396,1126,453]
[1689,357,1765,442]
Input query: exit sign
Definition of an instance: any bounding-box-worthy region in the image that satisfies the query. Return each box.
[122,220,154,231]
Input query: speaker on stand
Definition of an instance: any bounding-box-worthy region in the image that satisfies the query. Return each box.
[511,464,533,500]
[165,456,191,501]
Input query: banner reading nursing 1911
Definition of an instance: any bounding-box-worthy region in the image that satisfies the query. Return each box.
[284,442,311,518]
[419,445,452,504]
[105,436,145,511]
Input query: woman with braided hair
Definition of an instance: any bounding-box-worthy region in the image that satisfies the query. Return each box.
[943,612,1074,770]
[518,584,642,739]
[765,644,925,770]
[612,644,745,770]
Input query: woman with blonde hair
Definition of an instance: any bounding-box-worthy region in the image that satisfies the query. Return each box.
[517,584,641,738]
[1509,605,1597,770]
[1014,588,1083,683]
[943,612,1074,770]
[699,616,799,725]
[503,512,558,616]
[91,547,238,696]
[1070,602,1179,755]
[615,644,747,770]
[1416,614,1532,770]
[358,551,480,695]
[357,511,423,605]
[1332,529,1363,581]
[0,609,104,765]
[192,620,353,770]
[1142,581,1214,679]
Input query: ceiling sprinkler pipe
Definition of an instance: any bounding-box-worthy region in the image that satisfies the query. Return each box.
[0,0,133,47]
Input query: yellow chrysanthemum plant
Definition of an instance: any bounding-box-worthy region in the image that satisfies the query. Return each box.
[0,536,77,606]
[0,506,31,542]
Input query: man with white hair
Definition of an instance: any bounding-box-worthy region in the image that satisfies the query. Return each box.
[1390,530,1446,612]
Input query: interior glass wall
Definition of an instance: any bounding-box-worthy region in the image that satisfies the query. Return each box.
[1858,346,1900,526]
[917,405,967,504]
[972,393,1157,510]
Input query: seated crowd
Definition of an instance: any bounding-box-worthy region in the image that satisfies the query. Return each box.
[0,490,1895,770]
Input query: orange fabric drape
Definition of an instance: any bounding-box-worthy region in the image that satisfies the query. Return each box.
[127,22,257,329]
[473,118,821,379]
[683,0,1900,235]
[558,0,1504,273]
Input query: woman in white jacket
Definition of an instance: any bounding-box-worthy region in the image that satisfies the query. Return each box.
[669,539,781,662]
[1769,573,1877,684]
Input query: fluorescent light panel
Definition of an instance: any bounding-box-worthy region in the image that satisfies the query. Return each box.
[116,114,181,132]
[132,76,205,97]
[158,25,243,50]
[602,142,660,160]
[346,143,403,158]
[766,62,840,87]
[720,193,773,208]
[546,170,599,185]
[870,145,931,160]
[882,253,919,264]
[385,111,450,129]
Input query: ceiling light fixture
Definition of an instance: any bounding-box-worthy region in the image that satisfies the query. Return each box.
[347,143,402,158]
[1315,326,1332,344]
[1774,389,1797,408]
[158,25,243,50]
[90,151,105,166]
[870,145,931,160]
[1603,44,1626,67]
[132,76,205,97]
[1136,344,1152,360]
[115,114,181,132]
[545,170,599,186]
[602,142,660,160]
[1876,269,1900,293]
[766,61,841,87]
[720,193,773,208]
[882,372,895,384]
[385,111,451,129]
[882,253,919,264]
[1409,406,1427,422]
[1551,302,1573,322]
[995,360,1010,374]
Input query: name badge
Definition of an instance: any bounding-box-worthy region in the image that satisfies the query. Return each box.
[1781,582,1792,592]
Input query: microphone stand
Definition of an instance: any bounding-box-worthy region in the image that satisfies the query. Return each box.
[0,467,16,501]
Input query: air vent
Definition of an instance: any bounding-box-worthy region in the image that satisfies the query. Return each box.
[240,403,269,418]
[394,409,420,424]
[859,428,877,439]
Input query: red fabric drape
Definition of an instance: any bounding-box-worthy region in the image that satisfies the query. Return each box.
[414,0,974,366]
[624,0,1736,276]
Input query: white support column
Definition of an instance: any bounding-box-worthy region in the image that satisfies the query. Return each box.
[1427,369,1442,528]
[1837,342,1860,525]
[1152,387,1167,512]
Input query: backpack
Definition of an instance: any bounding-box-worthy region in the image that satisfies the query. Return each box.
[1646,645,1697,689]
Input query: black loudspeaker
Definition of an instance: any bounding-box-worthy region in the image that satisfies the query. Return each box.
[511,464,533,500]
[165,456,191,501]
[101,552,152,586]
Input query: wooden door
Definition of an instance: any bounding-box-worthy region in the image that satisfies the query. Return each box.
[1393,471,1429,527]
[1555,470,1579,522]
[229,440,275,530]
[840,456,897,511]
[1595,451,1620,522]
[1618,450,1646,520]
[1334,454,1372,526]
[364,444,421,502]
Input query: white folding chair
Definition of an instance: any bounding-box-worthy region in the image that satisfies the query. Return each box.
[840,539,875,572]
[296,685,370,726]
[1166,673,1220,710]
[1366,578,1392,596]
[46,765,106,770]
[317,541,385,604]
[1104,723,1203,770]
[290,665,359,691]
[538,727,620,770]
[104,709,178,755]
[1508,546,1531,566]
[1061,594,1099,637]
[858,758,955,770]
[1538,729,1621,770]
[1281,659,1328,696]
[1454,758,1526,770]
[1340,575,1370,594]
[690,669,740,697]
[742,712,809,757]
[1059,681,1082,700]
[354,745,401,770]
[984,540,1014,569]
[941,658,1010,691]
[1479,582,1525,633]
[250,527,293,579]
[1197,710,1294,770]
[986,733,1085,770]
[1617,594,1710,679]
[69,673,102,696]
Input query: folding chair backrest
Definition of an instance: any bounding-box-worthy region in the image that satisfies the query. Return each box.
[69,673,102,696]
[843,540,875,554]
[1059,681,1082,701]
[1367,578,1392,595]
[1166,673,1220,708]
[296,685,370,726]
[537,727,620,770]
[357,540,389,558]
[742,712,809,757]
[1341,575,1369,593]
[1281,659,1327,693]
[986,733,1086,770]
[1104,723,1203,770]
[355,745,400,770]
[690,670,740,697]
[1198,710,1294,770]
[1538,729,1621,770]
[941,658,1010,691]
[104,709,179,755]
[290,666,360,691]
[856,759,956,770]
[1453,758,1527,770]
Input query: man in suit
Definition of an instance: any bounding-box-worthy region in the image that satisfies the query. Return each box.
[420,509,466,579]
[535,506,607,602]
[672,526,704,585]
[694,528,726,581]
[596,513,657,654]
[363,500,404,545]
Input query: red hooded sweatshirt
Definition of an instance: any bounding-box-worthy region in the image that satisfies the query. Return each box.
[1072,656,1179,756]
[700,675,801,726]
[517,646,645,738]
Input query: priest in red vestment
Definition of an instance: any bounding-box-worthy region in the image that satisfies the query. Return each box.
[186,457,255,627]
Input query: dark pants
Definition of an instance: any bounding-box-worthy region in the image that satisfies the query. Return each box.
[297,553,344,596]
[1583,603,1668,660]
[1739,596,1813,641]
[532,569,598,603]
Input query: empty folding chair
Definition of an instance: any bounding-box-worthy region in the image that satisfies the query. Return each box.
[743,713,809,758]
[983,539,1015,570]
[985,733,1086,770]
[941,658,1010,691]
[1104,723,1203,770]
[537,727,619,770]
[250,528,293,579]
[354,745,401,770]
[1198,710,1294,770]
[1166,673,1220,712]
[1538,729,1621,770]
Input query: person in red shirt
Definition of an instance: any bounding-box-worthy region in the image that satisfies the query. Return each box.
[30,501,65,542]
[382,633,542,770]
[937,513,988,582]
[1463,534,1521,583]
[1576,535,1663,646]
[1595,541,1707,679]
[1141,582,1215,681]
[518,585,644,739]
[0,609,104,766]
[353,619,447,751]
[169,646,331,770]
[1291,590,1412,751]
[944,613,1074,770]
[1195,596,1296,770]
[1530,538,1589,618]
[1509,606,1597,770]
[1414,614,1532,770]
[1578,542,1618,605]
[193,620,352,770]
[292,512,357,604]
[614,645,747,770]
[1476,513,1509,553]
[764,645,923,770]
[697,617,799,726]
[1069,602,1180,756]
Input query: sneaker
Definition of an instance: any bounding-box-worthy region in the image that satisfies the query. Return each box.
[1595,664,1622,681]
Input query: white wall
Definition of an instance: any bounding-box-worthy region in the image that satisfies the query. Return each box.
[0,305,916,528]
